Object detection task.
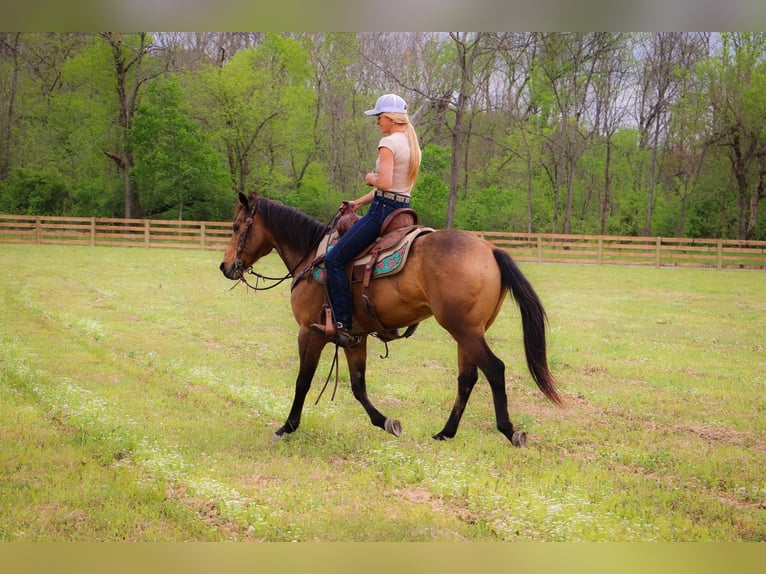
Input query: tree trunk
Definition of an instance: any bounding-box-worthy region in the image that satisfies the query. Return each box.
[747,169,764,239]
[600,135,612,235]
[1,33,20,180]
[644,119,661,235]
[524,133,534,233]
[100,32,158,218]
[445,36,469,229]
[564,156,575,234]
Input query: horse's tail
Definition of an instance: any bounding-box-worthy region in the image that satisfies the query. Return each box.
[493,249,564,407]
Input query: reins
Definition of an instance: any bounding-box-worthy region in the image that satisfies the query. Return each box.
[233,199,339,293]
[231,200,350,403]
[230,199,378,404]
[314,345,341,405]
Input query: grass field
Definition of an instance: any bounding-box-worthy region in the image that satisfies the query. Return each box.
[1,243,764,542]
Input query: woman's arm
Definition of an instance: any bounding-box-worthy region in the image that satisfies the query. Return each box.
[344,189,374,213]
[344,146,394,213]
[364,147,394,191]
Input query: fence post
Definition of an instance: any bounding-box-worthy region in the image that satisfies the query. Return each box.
[598,236,603,264]
[717,239,723,269]
[90,217,96,247]
[537,234,542,263]
[655,237,661,268]
[200,222,206,249]
[144,220,150,247]
[36,217,42,244]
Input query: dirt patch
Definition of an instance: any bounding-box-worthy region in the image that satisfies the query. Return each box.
[672,424,748,446]
[165,484,251,540]
[392,485,479,524]
[580,365,608,376]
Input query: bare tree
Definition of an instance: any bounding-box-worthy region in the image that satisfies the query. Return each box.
[534,33,619,233]
[634,33,709,235]
[442,32,494,228]
[590,34,631,234]
[490,33,538,231]
[705,33,766,240]
[99,32,168,218]
[0,33,20,180]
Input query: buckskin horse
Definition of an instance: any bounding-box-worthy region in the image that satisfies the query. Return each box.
[219,191,562,447]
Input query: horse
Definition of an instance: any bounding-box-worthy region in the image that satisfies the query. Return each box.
[219,191,563,447]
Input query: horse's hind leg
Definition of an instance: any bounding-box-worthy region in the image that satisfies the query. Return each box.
[434,347,478,440]
[346,342,402,437]
[440,335,526,447]
[477,339,527,447]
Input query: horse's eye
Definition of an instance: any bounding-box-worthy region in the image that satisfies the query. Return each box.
[233,224,240,233]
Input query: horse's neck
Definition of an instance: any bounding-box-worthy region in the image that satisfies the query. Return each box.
[277,244,315,276]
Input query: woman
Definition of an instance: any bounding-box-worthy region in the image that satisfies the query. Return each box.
[314,93,421,348]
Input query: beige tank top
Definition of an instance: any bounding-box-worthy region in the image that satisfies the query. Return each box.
[376,132,413,195]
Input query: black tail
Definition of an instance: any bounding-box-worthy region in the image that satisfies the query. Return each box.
[493,249,563,407]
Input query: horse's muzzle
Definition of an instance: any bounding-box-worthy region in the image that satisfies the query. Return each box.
[219,260,243,280]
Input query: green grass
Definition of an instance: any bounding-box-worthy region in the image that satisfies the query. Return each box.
[1,244,764,541]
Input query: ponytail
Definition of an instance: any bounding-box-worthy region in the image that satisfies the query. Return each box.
[382,112,421,188]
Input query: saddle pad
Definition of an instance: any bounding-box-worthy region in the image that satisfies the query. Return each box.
[312,227,432,284]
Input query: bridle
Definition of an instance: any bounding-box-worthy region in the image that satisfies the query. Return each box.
[230,197,338,293]
[230,198,294,292]
[228,198,374,400]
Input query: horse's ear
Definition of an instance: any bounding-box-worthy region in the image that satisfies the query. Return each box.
[238,192,249,209]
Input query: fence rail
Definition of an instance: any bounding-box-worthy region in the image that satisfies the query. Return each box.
[2,214,765,270]
[0,214,232,251]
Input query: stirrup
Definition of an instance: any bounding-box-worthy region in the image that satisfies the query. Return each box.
[334,327,361,349]
[310,322,361,349]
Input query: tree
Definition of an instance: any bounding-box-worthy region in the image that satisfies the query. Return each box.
[634,33,709,235]
[130,78,230,220]
[99,32,167,218]
[0,33,20,180]
[303,33,366,198]
[2,32,765,239]
[492,33,539,232]
[444,32,492,228]
[663,65,712,237]
[590,34,631,234]
[0,33,91,181]
[703,33,766,240]
[196,34,314,196]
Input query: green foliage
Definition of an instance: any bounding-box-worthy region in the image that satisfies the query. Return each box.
[1,33,765,238]
[412,144,450,227]
[195,34,315,197]
[280,162,343,222]
[130,78,231,221]
[454,186,520,231]
[0,168,70,215]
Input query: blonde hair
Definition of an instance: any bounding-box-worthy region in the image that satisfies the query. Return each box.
[381,112,421,188]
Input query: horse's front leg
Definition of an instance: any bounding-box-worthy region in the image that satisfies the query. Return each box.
[275,327,325,437]
[346,339,402,437]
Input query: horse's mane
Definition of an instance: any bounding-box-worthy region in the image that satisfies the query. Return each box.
[254,196,330,255]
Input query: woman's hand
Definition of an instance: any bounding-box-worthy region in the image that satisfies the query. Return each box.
[340,200,357,214]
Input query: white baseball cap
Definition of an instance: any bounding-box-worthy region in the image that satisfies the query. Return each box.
[364,93,408,116]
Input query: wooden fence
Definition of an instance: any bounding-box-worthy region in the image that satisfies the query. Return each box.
[2,214,765,270]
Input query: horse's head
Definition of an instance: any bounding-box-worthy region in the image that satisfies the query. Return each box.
[219,192,275,280]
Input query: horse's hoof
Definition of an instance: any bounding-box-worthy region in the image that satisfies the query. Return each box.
[384,418,402,437]
[511,430,528,448]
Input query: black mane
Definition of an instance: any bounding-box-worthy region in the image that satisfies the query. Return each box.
[254,197,330,256]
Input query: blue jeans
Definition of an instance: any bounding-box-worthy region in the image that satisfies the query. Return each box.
[324,196,404,328]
